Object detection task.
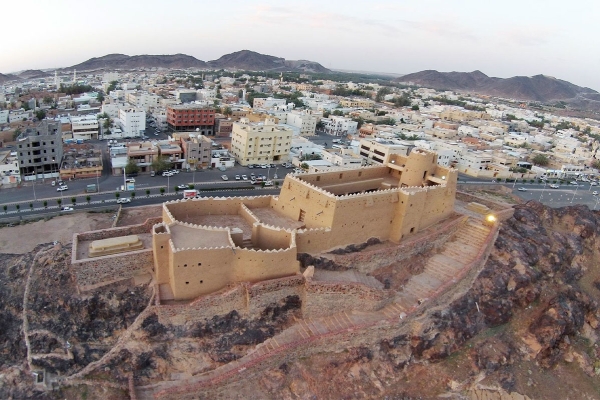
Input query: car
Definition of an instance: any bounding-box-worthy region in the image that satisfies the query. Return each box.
[250,172,255,178]
[171,170,179,174]
[241,174,248,180]
[61,206,73,211]
[248,164,255,169]
[162,172,172,177]
[570,181,579,185]
[150,171,156,177]
[591,182,598,186]
[154,133,159,136]
[260,164,268,169]
[270,164,276,168]
[549,184,560,189]
[593,191,599,196]
[264,180,274,186]
[235,175,240,180]
[116,198,131,204]
[56,185,68,192]
[221,175,229,181]
[51,181,56,186]
[517,187,527,192]
[177,184,189,190]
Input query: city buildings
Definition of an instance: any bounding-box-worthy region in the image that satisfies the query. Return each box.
[322,116,358,136]
[70,115,99,141]
[118,108,146,138]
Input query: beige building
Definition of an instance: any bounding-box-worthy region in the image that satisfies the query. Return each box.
[230,119,293,166]
[358,138,410,165]
[340,98,375,108]
[173,132,213,169]
[127,142,159,173]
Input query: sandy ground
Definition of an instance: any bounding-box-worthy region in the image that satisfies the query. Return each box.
[0,212,114,254]
[117,205,162,227]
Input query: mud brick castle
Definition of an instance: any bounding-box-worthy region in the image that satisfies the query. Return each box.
[71,148,457,300]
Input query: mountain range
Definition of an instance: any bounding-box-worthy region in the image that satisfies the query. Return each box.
[64,50,330,73]
[398,70,600,105]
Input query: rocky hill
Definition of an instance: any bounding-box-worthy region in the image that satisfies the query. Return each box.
[60,50,330,73]
[398,69,600,104]
[0,72,19,83]
[207,50,330,73]
[65,53,208,71]
[1,200,599,399]
[17,70,51,79]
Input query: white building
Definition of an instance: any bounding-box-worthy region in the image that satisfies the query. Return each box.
[0,110,8,124]
[252,97,287,109]
[322,116,358,136]
[118,108,146,138]
[126,92,161,111]
[101,102,127,119]
[70,115,99,141]
[321,148,364,167]
[0,150,21,185]
[9,109,31,123]
[286,111,317,136]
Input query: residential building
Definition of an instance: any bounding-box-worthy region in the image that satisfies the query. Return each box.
[0,110,8,124]
[157,142,184,169]
[211,149,235,169]
[70,115,99,141]
[118,108,146,138]
[59,145,102,180]
[322,116,358,136]
[339,98,375,108]
[127,142,159,173]
[358,138,410,165]
[321,148,364,167]
[214,116,234,137]
[9,109,31,123]
[16,120,63,179]
[167,104,215,135]
[230,119,293,166]
[173,132,212,169]
[253,97,286,109]
[286,110,317,136]
[0,150,21,185]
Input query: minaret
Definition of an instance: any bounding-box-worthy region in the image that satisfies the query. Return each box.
[73,69,77,83]
[54,71,59,87]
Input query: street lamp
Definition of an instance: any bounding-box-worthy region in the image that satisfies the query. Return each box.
[570,184,579,203]
[538,179,547,202]
[30,172,37,201]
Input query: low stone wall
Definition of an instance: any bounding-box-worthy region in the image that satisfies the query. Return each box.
[303,281,392,318]
[246,275,306,318]
[327,214,467,274]
[456,189,514,210]
[71,218,161,290]
[72,249,154,291]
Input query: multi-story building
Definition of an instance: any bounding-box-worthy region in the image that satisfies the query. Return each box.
[321,148,364,168]
[339,98,375,108]
[230,119,293,166]
[166,104,215,135]
[214,116,234,137]
[157,142,184,169]
[16,120,63,180]
[118,108,146,138]
[9,109,31,123]
[322,116,358,136]
[286,110,317,136]
[358,138,410,165]
[70,115,99,141]
[173,132,213,169]
[126,92,162,111]
[59,145,103,180]
[0,110,8,124]
[253,97,286,109]
[127,142,159,173]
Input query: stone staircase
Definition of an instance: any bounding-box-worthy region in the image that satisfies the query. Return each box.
[311,269,384,289]
[139,219,494,399]
[240,238,254,249]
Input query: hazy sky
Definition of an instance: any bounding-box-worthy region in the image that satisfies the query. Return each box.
[4,0,600,90]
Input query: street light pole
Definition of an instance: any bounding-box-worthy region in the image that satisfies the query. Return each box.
[538,180,547,202]
[570,184,579,203]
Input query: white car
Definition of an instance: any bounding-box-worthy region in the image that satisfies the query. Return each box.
[517,187,527,192]
[241,175,248,180]
[593,191,599,196]
[116,198,131,204]
[221,175,229,181]
[56,185,68,192]
[235,175,240,180]
[549,184,560,189]
[61,206,73,211]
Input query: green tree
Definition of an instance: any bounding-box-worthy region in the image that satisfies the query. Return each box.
[301,162,309,170]
[15,204,20,212]
[97,92,105,103]
[43,95,54,105]
[86,195,91,204]
[35,109,46,120]
[3,205,6,213]
[107,80,119,93]
[146,189,150,197]
[28,203,33,211]
[71,197,76,205]
[43,201,47,209]
[174,186,180,194]
[223,107,232,116]
[115,192,120,200]
[131,192,136,199]
[591,160,600,170]
[532,154,549,166]
[160,187,166,195]
[375,87,392,102]
[125,159,140,175]
[57,199,62,206]
[411,104,419,111]
[151,157,172,173]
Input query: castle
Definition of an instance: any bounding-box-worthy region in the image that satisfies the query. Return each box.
[72,148,457,300]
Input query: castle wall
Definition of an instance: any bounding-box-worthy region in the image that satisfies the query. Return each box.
[233,247,299,283]
[297,166,389,185]
[295,228,333,254]
[169,247,234,300]
[272,177,336,229]
[251,224,293,250]
[303,281,391,318]
[152,224,171,285]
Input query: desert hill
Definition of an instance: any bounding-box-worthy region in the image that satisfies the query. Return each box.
[399,69,600,104]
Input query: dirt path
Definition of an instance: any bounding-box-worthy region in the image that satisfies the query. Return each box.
[0,212,114,254]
